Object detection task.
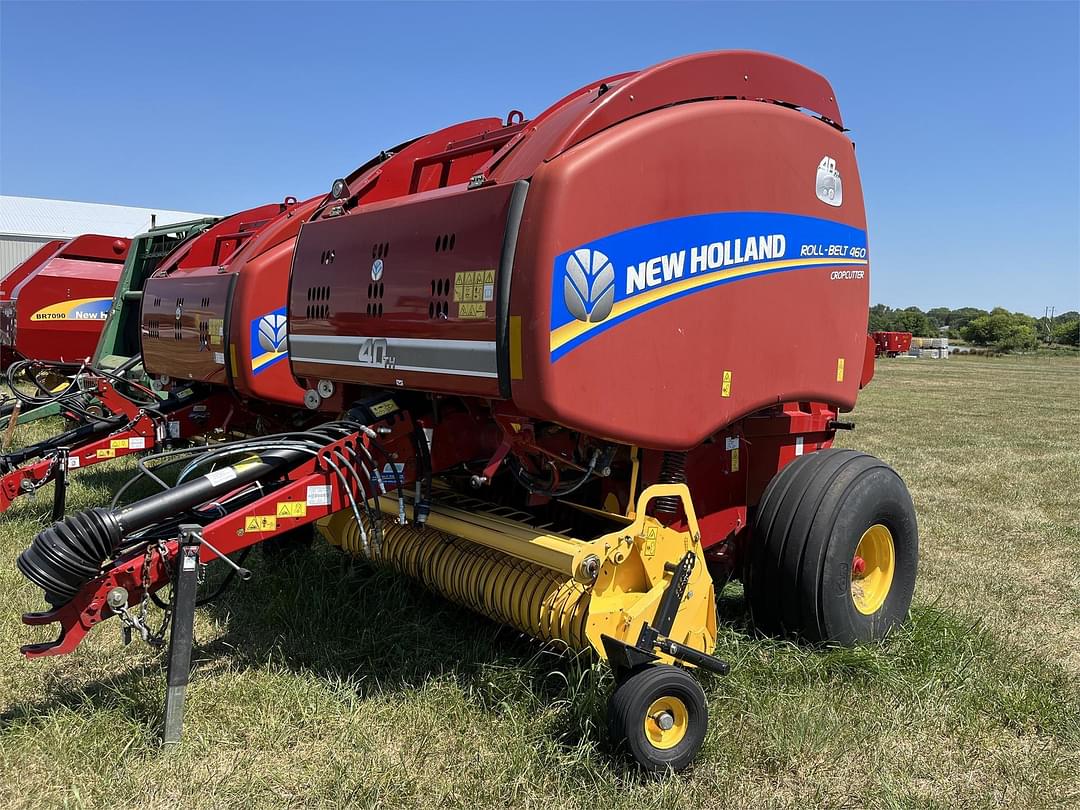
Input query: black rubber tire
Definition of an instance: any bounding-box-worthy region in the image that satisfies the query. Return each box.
[747,449,918,645]
[608,664,707,774]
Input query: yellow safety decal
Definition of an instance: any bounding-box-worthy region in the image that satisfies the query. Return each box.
[642,526,658,557]
[721,370,732,398]
[458,302,486,319]
[454,270,496,303]
[244,515,277,533]
[110,439,129,449]
[836,358,845,382]
[97,448,116,459]
[369,399,398,418]
[731,448,739,472]
[276,501,307,518]
[509,315,523,380]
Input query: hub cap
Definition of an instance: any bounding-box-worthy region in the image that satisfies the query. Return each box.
[644,696,689,749]
[851,524,895,615]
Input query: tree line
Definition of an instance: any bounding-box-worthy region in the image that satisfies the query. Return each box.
[868,305,1080,352]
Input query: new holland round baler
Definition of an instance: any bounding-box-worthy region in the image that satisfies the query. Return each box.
[0,234,131,368]
[16,51,917,773]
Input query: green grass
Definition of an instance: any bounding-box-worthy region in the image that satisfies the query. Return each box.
[1,355,1078,808]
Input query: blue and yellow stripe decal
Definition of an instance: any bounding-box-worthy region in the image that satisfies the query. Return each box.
[30,297,112,322]
[549,211,868,362]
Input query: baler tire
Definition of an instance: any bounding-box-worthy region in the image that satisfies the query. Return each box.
[608,664,707,774]
[747,449,917,645]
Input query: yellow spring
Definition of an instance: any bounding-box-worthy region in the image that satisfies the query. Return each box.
[332,514,592,650]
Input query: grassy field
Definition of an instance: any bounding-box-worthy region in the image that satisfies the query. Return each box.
[0,355,1077,809]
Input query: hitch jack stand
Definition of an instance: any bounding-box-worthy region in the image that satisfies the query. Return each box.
[51,450,69,521]
[162,524,201,746]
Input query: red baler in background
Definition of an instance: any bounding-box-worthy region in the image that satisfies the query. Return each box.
[872,330,913,357]
[15,51,917,774]
[0,235,131,368]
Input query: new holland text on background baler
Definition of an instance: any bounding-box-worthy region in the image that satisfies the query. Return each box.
[0,206,297,514]
[16,51,918,773]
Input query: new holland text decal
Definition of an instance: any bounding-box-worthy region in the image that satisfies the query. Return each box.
[251,307,288,374]
[30,297,113,322]
[550,211,868,361]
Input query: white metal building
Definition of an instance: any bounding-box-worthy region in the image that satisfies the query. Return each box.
[0,196,217,279]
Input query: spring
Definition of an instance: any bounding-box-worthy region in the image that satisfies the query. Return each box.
[330,513,592,650]
[17,507,123,605]
[654,451,688,515]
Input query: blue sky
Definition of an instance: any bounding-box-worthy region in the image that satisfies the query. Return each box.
[1,1,1077,315]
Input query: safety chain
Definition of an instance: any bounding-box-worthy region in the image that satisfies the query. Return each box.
[117,540,173,648]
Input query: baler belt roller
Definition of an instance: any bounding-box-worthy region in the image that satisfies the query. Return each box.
[325,507,591,649]
[320,483,721,667]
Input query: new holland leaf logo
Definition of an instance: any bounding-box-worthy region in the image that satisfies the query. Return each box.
[257,313,288,353]
[563,248,615,323]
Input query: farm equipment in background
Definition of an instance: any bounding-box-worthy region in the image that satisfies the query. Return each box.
[0,235,132,425]
[0,207,296,515]
[15,51,919,774]
[871,330,913,357]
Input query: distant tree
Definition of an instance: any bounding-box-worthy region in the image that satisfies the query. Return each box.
[927,307,952,329]
[961,309,1039,352]
[949,307,989,332]
[893,307,935,337]
[1051,317,1080,346]
[868,304,894,333]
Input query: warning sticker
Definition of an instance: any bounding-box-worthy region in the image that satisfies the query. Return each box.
[836,358,845,382]
[96,448,115,459]
[276,501,307,518]
[458,302,486,319]
[129,437,146,450]
[68,457,81,469]
[721,370,733,398]
[244,515,277,533]
[369,399,398,418]
[730,448,740,472]
[724,436,739,451]
[111,438,129,450]
[205,467,238,487]
[306,485,331,506]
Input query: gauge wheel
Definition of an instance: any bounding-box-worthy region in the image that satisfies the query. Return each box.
[608,664,708,773]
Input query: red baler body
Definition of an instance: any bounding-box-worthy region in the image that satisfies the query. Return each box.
[1,235,131,365]
[289,51,870,448]
[140,200,312,407]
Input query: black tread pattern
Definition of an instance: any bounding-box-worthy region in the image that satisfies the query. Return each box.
[608,665,707,773]
[748,448,916,644]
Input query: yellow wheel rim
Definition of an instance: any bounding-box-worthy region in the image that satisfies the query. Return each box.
[643,696,689,750]
[851,524,895,615]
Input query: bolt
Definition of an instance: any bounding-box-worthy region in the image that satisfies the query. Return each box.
[105,587,128,611]
[580,554,601,580]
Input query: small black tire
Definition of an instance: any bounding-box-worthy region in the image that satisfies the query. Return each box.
[608,664,707,773]
[747,448,917,645]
